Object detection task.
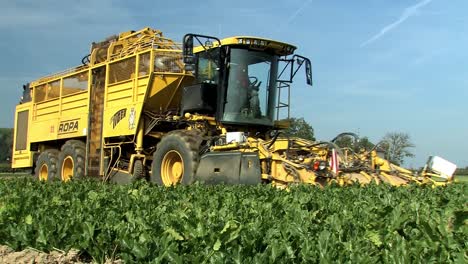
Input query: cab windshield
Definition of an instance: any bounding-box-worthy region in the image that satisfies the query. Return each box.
[222,48,278,126]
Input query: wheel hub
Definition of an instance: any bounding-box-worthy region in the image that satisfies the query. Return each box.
[62,156,74,182]
[161,150,184,186]
[39,164,48,181]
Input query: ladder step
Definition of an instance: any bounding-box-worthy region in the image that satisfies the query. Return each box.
[86,81,105,176]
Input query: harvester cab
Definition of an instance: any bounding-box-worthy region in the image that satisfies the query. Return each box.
[175,34,317,186]
[181,34,312,129]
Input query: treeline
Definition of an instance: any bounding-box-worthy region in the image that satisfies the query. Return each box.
[454,167,468,176]
[0,124,465,174]
[0,163,15,173]
[0,128,13,162]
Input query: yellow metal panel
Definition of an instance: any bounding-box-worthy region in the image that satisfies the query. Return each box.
[12,152,34,168]
[147,75,179,97]
[145,74,194,113]
[60,105,88,116]
[30,99,60,143]
[102,67,147,138]
[61,91,88,106]
[136,84,147,102]
[104,78,139,138]
[34,100,60,120]
[270,139,289,152]
[29,119,58,142]
[103,103,143,138]
[106,82,134,102]
[28,88,89,143]
[61,98,88,115]
[12,103,34,168]
[57,116,88,139]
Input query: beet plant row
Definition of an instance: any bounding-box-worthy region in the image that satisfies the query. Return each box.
[0,179,466,263]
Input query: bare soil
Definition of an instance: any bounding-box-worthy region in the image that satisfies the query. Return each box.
[0,245,85,264]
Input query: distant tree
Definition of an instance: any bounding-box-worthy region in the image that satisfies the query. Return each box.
[333,135,354,149]
[357,137,374,151]
[333,133,374,152]
[283,117,315,141]
[0,128,13,162]
[380,132,415,166]
[454,167,468,176]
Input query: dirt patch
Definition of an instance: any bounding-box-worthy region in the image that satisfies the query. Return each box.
[0,245,83,264]
[0,245,123,263]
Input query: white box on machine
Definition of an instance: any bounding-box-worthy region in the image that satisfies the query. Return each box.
[226,132,246,144]
[425,156,457,179]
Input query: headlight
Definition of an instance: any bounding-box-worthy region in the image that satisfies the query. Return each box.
[319,161,327,170]
[313,161,328,171]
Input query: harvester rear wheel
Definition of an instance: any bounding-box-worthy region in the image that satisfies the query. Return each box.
[151,130,202,186]
[34,149,60,182]
[58,140,86,182]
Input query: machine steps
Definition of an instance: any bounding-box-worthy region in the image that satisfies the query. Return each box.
[85,68,105,177]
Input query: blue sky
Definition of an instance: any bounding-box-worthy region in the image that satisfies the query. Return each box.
[0,0,467,167]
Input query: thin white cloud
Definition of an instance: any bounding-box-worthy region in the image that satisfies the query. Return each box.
[270,0,313,34]
[286,0,314,25]
[361,0,433,47]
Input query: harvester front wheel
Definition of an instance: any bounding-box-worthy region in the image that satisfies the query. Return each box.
[58,140,86,182]
[151,130,202,186]
[34,149,60,181]
[131,159,145,181]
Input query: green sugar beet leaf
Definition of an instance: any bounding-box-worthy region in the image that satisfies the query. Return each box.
[24,215,32,225]
[0,178,466,262]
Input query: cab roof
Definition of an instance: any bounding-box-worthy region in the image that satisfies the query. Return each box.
[194,36,297,56]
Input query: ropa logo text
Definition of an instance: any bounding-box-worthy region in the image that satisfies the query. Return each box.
[58,120,79,134]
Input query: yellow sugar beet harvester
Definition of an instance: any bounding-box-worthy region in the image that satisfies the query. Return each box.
[11,27,454,187]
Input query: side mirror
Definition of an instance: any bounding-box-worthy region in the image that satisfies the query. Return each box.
[277,55,313,86]
[182,34,221,72]
[305,59,312,86]
[294,55,312,86]
[183,35,195,71]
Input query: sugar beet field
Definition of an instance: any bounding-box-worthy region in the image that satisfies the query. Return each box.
[0,178,466,263]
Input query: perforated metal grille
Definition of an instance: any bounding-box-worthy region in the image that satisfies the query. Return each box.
[34,80,61,102]
[109,57,136,84]
[138,52,151,77]
[34,84,46,102]
[63,72,88,96]
[48,80,60,99]
[154,52,183,73]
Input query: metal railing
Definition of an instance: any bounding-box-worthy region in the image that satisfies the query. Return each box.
[33,29,183,85]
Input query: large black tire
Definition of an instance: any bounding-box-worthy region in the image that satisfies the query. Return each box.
[131,159,145,182]
[58,140,86,181]
[34,149,60,182]
[151,130,202,186]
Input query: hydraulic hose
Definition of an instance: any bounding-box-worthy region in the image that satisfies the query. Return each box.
[81,54,91,65]
[306,141,346,159]
[330,132,359,143]
[369,141,386,153]
[267,130,283,149]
